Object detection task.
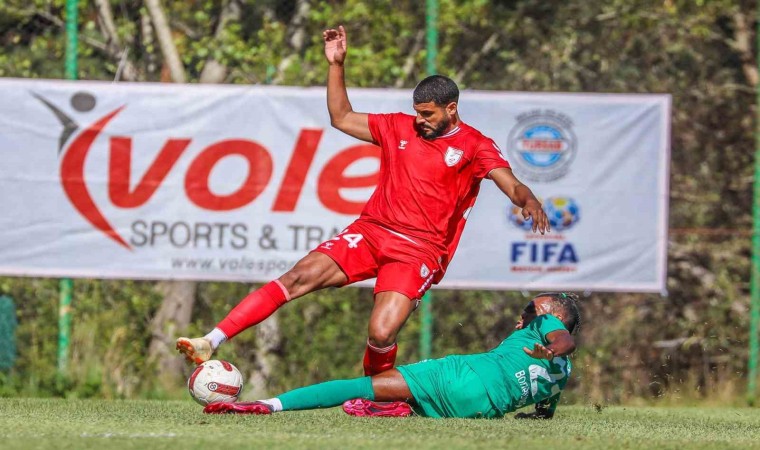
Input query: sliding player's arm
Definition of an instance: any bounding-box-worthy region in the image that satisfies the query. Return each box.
[523,329,576,359]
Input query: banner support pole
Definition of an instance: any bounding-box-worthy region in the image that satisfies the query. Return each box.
[419,0,438,361]
[749,0,760,406]
[58,0,78,376]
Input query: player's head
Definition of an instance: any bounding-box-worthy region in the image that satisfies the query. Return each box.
[516,292,581,334]
[412,75,460,140]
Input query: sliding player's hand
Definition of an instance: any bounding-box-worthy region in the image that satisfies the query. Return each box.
[523,342,554,360]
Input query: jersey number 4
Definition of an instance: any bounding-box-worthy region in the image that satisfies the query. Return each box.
[332,232,364,249]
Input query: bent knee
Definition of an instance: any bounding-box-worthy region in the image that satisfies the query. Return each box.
[368,328,399,348]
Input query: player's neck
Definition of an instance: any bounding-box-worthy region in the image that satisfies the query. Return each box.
[440,116,461,136]
[447,115,461,132]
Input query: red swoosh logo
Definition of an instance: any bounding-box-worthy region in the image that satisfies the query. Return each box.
[61,107,130,249]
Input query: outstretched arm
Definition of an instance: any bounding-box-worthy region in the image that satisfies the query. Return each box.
[323,26,373,143]
[523,329,576,359]
[489,167,549,234]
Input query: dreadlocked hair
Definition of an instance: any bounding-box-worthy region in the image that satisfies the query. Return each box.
[536,292,581,334]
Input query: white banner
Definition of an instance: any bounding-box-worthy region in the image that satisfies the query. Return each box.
[0,79,670,292]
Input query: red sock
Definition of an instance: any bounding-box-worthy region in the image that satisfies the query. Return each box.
[216,280,290,339]
[363,341,398,376]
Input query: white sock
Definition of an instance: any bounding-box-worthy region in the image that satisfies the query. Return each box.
[259,398,283,412]
[203,328,228,350]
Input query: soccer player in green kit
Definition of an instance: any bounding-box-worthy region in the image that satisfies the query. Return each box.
[205,292,579,419]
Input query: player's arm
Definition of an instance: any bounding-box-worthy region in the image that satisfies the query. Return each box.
[523,329,576,359]
[489,167,549,234]
[323,26,373,143]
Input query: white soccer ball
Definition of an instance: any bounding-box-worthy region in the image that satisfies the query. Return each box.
[187,360,244,406]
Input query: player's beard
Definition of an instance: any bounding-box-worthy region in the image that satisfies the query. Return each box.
[417,115,451,140]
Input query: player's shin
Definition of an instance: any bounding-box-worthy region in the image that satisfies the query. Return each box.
[215,280,291,340]
[277,377,375,411]
[363,341,398,376]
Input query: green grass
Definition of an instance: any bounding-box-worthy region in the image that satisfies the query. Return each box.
[1,398,759,449]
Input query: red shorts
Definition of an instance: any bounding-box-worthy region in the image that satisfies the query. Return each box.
[312,219,441,301]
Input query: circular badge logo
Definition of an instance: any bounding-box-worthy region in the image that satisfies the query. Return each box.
[208,382,219,392]
[543,197,580,232]
[507,196,580,232]
[506,110,577,182]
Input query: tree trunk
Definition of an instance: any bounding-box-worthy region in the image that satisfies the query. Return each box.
[394,30,425,88]
[732,12,758,88]
[199,0,242,83]
[246,311,283,399]
[145,0,187,83]
[271,0,311,85]
[142,0,193,391]
[147,280,197,388]
[94,0,139,81]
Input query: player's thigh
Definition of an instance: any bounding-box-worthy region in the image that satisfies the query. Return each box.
[375,256,438,304]
[397,356,498,419]
[311,222,379,285]
[279,252,348,298]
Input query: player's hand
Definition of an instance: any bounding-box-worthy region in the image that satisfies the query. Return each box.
[523,343,555,360]
[522,199,549,234]
[323,25,347,65]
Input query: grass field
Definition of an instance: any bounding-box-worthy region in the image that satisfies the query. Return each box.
[1,398,759,450]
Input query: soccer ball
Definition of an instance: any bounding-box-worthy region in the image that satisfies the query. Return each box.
[187,360,244,405]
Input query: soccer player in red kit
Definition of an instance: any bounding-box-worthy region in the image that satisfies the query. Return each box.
[177,25,549,376]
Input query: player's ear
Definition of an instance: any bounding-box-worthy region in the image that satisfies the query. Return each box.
[445,101,457,116]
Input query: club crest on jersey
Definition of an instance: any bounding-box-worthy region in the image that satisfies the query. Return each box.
[420,263,430,278]
[444,146,464,166]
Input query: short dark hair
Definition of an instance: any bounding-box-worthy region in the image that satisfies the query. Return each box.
[536,292,581,334]
[413,75,459,106]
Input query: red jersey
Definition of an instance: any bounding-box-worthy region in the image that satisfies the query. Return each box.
[364,113,510,282]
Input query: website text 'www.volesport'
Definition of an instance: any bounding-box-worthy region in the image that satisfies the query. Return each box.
[171,256,298,275]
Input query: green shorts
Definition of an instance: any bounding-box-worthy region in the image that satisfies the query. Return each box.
[397,355,501,419]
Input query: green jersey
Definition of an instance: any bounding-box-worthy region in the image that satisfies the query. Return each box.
[461,314,572,414]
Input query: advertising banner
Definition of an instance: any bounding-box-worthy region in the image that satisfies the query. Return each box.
[0,79,669,292]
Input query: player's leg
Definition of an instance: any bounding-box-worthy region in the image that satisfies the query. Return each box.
[204,369,413,416]
[178,221,379,364]
[216,252,348,337]
[362,231,440,375]
[396,356,502,419]
[339,368,416,417]
[363,290,418,376]
[176,252,347,364]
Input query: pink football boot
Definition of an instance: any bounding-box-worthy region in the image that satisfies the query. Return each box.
[342,399,413,417]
